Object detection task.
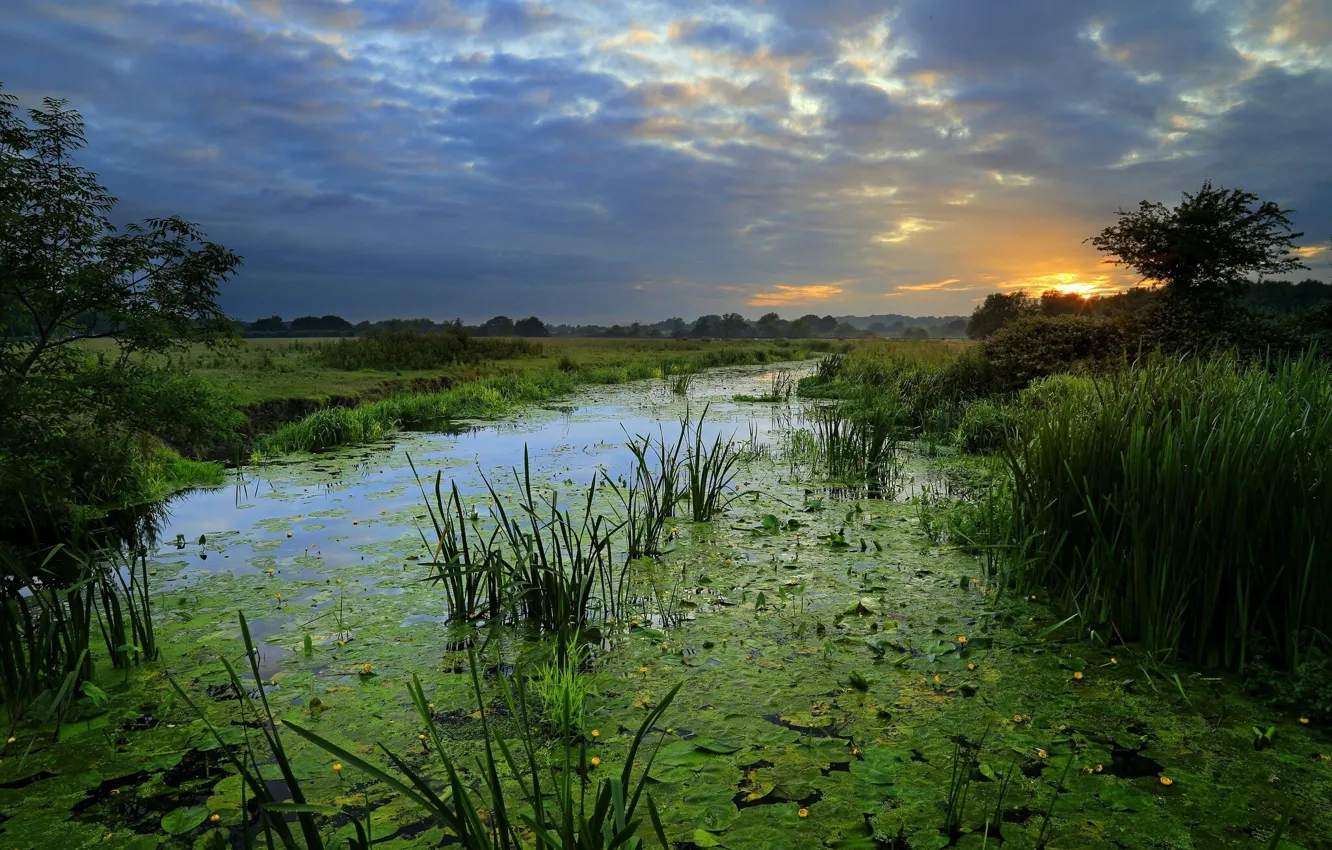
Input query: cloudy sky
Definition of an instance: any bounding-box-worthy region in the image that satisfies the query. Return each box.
[3,0,1330,322]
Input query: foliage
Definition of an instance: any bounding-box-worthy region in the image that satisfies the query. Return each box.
[1088,181,1310,302]
[684,405,744,522]
[953,399,1017,453]
[977,315,1129,394]
[965,292,1038,339]
[0,84,238,539]
[318,330,541,371]
[1003,352,1332,669]
[285,648,680,850]
[531,636,598,739]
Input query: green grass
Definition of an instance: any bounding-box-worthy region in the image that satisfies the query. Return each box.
[83,337,819,406]
[258,342,820,455]
[1001,353,1332,670]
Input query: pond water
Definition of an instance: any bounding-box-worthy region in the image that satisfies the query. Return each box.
[4,361,1330,849]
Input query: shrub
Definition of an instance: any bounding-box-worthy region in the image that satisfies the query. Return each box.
[317,331,540,371]
[978,315,1129,394]
[953,400,1017,453]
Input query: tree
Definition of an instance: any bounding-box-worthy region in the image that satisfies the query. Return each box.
[966,292,1038,339]
[868,321,888,335]
[901,326,930,339]
[482,315,515,336]
[719,312,749,338]
[250,315,286,332]
[514,316,549,337]
[1089,181,1310,303]
[290,314,352,332]
[1,85,241,538]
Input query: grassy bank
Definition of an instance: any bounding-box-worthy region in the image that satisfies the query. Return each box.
[258,340,826,455]
[811,339,1332,684]
[83,336,826,406]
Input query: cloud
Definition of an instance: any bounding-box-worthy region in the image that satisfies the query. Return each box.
[1,0,1328,322]
[892,277,964,292]
[749,283,847,306]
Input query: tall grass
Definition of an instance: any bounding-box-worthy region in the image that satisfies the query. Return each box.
[171,612,352,849]
[1005,353,1332,669]
[412,459,505,622]
[318,330,542,371]
[684,406,744,522]
[259,370,577,454]
[810,394,902,482]
[604,426,687,559]
[259,343,820,456]
[2,539,160,732]
[484,449,624,649]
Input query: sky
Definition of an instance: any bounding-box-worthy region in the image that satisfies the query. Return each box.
[3,0,1331,323]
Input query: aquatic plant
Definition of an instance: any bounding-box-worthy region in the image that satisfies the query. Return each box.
[604,424,687,560]
[531,635,598,739]
[1005,352,1332,669]
[810,396,901,483]
[684,405,744,522]
[411,456,505,622]
[285,646,681,850]
[485,448,624,647]
[171,611,348,850]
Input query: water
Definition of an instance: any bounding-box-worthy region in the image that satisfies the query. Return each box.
[147,363,814,587]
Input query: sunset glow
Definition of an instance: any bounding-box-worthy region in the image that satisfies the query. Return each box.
[2,0,1328,320]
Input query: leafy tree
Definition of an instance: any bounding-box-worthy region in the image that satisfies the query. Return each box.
[719,312,749,338]
[691,314,720,337]
[289,314,352,332]
[1,85,241,539]
[250,315,286,331]
[1089,181,1311,302]
[901,326,930,339]
[514,315,549,337]
[1039,291,1089,317]
[482,315,515,336]
[966,292,1038,339]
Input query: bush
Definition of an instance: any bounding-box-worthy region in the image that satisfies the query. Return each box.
[317,331,541,371]
[978,315,1129,394]
[953,400,1017,453]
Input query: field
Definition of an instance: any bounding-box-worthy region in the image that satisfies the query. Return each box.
[5,343,1332,849]
[82,337,826,406]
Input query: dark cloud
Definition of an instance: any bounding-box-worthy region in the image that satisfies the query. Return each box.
[2,0,1328,321]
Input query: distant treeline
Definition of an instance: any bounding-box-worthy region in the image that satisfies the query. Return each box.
[966,279,1332,340]
[238,311,969,340]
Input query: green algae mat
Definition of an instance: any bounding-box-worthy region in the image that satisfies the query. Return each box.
[3,366,1330,849]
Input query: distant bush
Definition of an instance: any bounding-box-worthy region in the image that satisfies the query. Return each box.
[953,399,1017,453]
[978,315,1129,394]
[317,331,541,371]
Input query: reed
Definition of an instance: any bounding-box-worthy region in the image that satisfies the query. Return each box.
[285,646,681,850]
[1005,352,1332,669]
[604,425,687,559]
[683,405,744,522]
[411,457,505,622]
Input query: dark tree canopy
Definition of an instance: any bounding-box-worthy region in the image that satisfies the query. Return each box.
[482,315,515,336]
[250,315,286,331]
[290,314,352,332]
[1,84,241,538]
[966,291,1038,339]
[513,316,548,337]
[1,88,240,380]
[1089,181,1310,301]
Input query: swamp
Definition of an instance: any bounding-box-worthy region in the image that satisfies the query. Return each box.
[5,355,1331,849]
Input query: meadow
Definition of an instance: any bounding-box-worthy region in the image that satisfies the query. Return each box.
[4,343,1331,849]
